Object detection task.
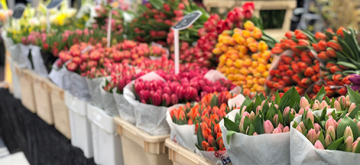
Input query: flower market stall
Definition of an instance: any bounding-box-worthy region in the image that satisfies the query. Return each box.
[1,0,360,165]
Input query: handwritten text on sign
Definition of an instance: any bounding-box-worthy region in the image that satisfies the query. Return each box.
[172,10,202,30]
[12,4,26,19]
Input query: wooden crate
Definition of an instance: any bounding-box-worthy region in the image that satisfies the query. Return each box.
[203,0,296,39]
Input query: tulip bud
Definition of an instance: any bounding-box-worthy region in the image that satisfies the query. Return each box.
[263,120,274,134]
[278,123,284,131]
[239,112,250,133]
[253,132,258,136]
[201,141,209,151]
[314,123,321,133]
[338,96,346,106]
[273,114,279,126]
[346,95,350,103]
[184,87,198,101]
[296,125,303,134]
[312,103,319,110]
[139,90,150,103]
[314,140,324,149]
[256,105,262,115]
[345,136,353,152]
[306,110,314,124]
[151,92,162,106]
[283,106,290,117]
[162,93,171,106]
[273,127,283,134]
[171,94,178,105]
[299,122,306,132]
[326,126,336,140]
[325,117,338,131]
[344,126,354,141]
[208,135,215,147]
[349,103,356,113]
[353,141,358,152]
[307,129,317,144]
[319,101,328,110]
[249,111,256,121]
[163,86,172,96]
[325,135,332,147]
[283,126,290,132]
[300,97,310,109]
[298,108,304,115]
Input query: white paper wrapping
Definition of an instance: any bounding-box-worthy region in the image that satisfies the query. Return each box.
[67,70,91,101]
[123,72,170,136]
[86,77,105,109]
[227,94,245,109]
[1,31,14,51]
[289,108,359,165]
[113,88,136,124]
[220,110,290,165]
[198,150,232,165]
[8,43,29,69]
[49,59,65,88]
[19,44,33,69]
[166,104,196,151]
[30,45,48,78]
[204,70,227,83]
[100,77,118,116]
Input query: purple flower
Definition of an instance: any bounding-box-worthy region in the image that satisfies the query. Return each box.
[349,74,360,91]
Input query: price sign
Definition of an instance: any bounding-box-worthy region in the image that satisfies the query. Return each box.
[172,10,202,30]
[47,0,63,9]
[172,10,202,74]
[12,4,26,19]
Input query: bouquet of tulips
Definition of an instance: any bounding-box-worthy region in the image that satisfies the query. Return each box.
[216,21,273,95]
[266,30,320,97]
[311,27,360,97]
[290,87,360,164]
[172,3,256,68]
[220,87,309,165]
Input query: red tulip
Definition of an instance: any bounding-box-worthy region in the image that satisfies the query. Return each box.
[170,94,178,105]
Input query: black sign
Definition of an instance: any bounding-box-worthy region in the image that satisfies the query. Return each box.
[12,4,26,19]
[172,10,202,30]
[47,0,63,9]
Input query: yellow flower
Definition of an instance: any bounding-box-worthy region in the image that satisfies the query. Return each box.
[244,21,255,31]
[258,41,269,52]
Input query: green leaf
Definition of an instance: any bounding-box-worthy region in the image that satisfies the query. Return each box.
[347,86,360,105]
[235,113,241,125]
[253,95,263,111]
[318,131,325,147]
[292,121,298,128]
[275,91,281,105]
[278,110,284,126]
[247,124,255,135]
[327,137,344,150]
[224,117,240,132]
[314,87,326,102]
[241,97,253,108]
[226,131,236,145]
[266,104,277,120]
[196,123,203,149]
[243,117,251,133]
[306,118,314,129]
[355,140,360,153]
[331,98,336,108]
[210,94,218,108]
[305,93,311,102]
[252,115,264,134]
[337,116,359,140]
[320,106,327,120]
[325,96,331,105]
[325,31,334,40]
[338,142,346,151]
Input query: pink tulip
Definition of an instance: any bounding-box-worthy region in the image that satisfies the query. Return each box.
[349,103,356,113]
[334,100,341,111]
[273,127,282,134]
[253,132,258,136]
[296,125,303,134]
[184,87,198,101]
[314,123,321,133]
[344,126,354,141]
[118,79,126,90]
[277,123,284,131]
[134,81,144,94]
[139,90,150,103]
[312,102,319,110]
[163,86,172,96]
[325,117,338,131]
[300,97,310,109]
[283,126,290,132]
[299,122,306,132]
[273,114,279,125]
[66,62,78,72]
[298,108,304,115]
[345,136,353,152]
[239,112,250,132]
[162,93,171,106]
[151,92,161,106]
[283,106,290,117]
[170,94,178,105]
[319,101,328,110]
[338,96,346,107]
[325,135,332,147]
[352,141,358,152]
[307,129,317,144]
[263,120,274,134]
[314,140,324,149]
[306,111,314,124]
[326,126,336,140]
[175,86,185,100]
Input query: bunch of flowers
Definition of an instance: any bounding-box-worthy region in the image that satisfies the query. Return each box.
[133,71,236,106]
[312,27,360,97]
[266,30,320,96]
[292,108,360,153]
[216,21,272,94]
[172,3,255,67]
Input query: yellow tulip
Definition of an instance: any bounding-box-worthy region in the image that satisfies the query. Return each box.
[226,59,233,67]
[234,59,243,68]
[212,47,222,55]
[239,45,248,54]
[248,42,259,53]
[258,78,266,85]
[244,21,255,31]
[244,58,252,67]
[262,71,269,78]
[242,30,252,38]
[235,36,246,45]
[258,41,269,52]
[253,27,263,39]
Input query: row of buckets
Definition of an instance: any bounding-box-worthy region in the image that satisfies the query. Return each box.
[6,55,215,165]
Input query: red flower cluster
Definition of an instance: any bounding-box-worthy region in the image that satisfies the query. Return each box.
[267,30,320,96]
